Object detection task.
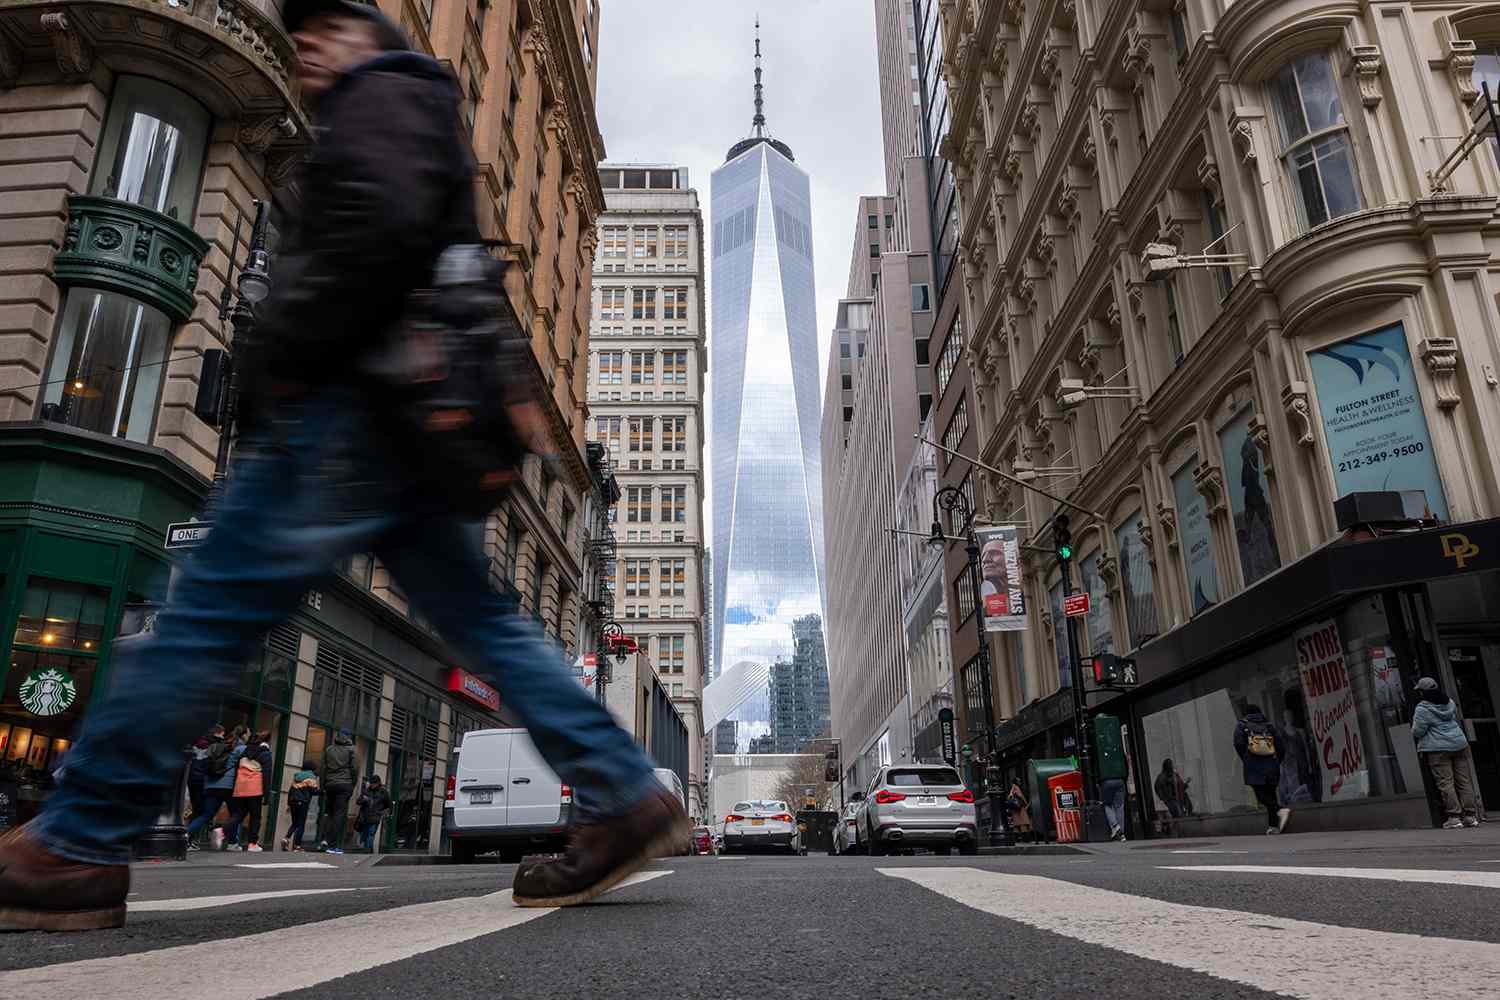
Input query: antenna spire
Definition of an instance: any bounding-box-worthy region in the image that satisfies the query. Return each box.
[752,17,766,137]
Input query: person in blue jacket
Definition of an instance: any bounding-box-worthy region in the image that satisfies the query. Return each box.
[187,726,246,849]
[1412,677,1478,829]
[1233,706,1291,834]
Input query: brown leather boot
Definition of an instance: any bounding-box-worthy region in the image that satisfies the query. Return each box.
[0,826,129,931]
[512,789,688,907]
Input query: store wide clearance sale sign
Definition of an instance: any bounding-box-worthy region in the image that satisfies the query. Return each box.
[1293,620,1368,800]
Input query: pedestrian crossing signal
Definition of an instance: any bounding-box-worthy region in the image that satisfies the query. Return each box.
[1090,653,1138,686]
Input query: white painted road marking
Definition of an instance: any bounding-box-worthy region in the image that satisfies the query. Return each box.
[1168,850,1249,855]
[1161,865,1500,889]
[231,862,338,869]
[5,870,672,999]
[131,887,385,913]
[881,867,1500,1000]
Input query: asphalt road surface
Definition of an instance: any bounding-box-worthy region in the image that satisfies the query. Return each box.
[4,829,1500,999]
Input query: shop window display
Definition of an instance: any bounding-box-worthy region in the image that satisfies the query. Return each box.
[1138,596,1417,825]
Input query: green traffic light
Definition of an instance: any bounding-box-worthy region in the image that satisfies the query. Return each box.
[1058,545,1073,560]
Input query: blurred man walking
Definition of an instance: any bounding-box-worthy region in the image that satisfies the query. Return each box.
[0,0,683,932]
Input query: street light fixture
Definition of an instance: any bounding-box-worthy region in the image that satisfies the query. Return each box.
[1140,224,1248,280]
[1055,378,1140,410]
[928,485,1013,849]
[1011,458,1082,483]
[209,199,273,485]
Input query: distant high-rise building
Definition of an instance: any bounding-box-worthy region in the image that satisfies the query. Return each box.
[747,734,777,755]
[709,22,826,750]
[715,719,739,755]
[586,164,709,819]
[768,614,831,753]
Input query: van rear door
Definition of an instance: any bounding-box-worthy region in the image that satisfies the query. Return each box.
[505,732,562,828]
[454,730,511,830]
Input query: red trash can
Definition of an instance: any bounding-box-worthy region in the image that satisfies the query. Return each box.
[1046,770,1085,844]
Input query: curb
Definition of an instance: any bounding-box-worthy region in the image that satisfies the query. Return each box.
[372,854,457,867]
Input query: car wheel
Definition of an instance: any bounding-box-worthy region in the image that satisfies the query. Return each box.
[451,842,477,864]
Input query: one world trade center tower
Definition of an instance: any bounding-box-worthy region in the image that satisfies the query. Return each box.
[708,25,826,749]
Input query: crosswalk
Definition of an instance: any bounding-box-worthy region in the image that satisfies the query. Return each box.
[6,862,1497,999]
[883,866,1500,1000]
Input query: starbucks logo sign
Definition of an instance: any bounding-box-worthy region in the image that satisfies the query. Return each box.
[19,667,77,717]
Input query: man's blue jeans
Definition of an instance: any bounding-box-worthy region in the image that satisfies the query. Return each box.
[33,396,660,865]
[1100,777,1127,837]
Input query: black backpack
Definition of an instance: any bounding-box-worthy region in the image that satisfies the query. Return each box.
[204,741,233,780]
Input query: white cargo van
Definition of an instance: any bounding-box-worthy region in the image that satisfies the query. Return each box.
[444,728,572,863]
[652,767,692,855]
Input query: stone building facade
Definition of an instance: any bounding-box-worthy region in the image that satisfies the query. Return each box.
[935,0,1500,834]
[585,163,708,819]
[0,0,609,852]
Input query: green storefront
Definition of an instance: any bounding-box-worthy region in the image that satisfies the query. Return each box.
[0,423,206,825]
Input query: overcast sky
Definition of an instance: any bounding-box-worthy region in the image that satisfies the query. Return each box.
[595,0,886,377]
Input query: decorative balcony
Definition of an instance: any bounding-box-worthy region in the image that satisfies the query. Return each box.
[53,195,210,322]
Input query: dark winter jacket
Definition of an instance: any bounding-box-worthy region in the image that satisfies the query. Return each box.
[358,785,393,826]
[321,732,358,790]
[1233,711,1286,786]
[207,740,246,793]
[241,51,492,425]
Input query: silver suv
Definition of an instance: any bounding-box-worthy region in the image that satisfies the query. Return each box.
[858,764,978,856]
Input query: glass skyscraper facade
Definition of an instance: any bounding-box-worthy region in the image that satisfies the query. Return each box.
[710,133,826,749]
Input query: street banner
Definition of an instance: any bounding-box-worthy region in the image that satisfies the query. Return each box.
[975,525,1026,632]
[1293,619,1368,800]
[1309,322,1448,519]
[939,708,957,767]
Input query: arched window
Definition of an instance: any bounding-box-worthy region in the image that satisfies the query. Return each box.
[1270,52,1362,228]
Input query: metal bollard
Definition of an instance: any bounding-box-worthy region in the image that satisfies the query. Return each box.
[133,751,192,862]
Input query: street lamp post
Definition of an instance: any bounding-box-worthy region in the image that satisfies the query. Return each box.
[212,199,273,485]
[930,486,1013,848]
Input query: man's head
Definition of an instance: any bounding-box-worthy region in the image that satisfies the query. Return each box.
[979,538,1009,588]
[370,775,383,787]
[284,0,408,102]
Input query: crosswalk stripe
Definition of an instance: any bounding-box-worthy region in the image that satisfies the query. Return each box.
[1161,865,1500,889]
[881,866,1500,1000]
[5,870,672,1000]
[131,887,385,913]
[232,862,338,869]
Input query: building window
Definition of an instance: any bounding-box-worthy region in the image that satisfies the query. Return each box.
[1473,46,1500,102]
[1169,4,1190,68]
[662,350,688,384]
[911,283,932,311]
[600,286,626,319]
[661,634,686,673]
[867,214,878,229]
[504,516,524,585]
[530,556,549,620]
[663,287,690,320]
[941,396,969,466]
[1202,189,1233,300]
[626,486,652,522]
[597,350,624,385]
[628,416,655,452]
[663,225,690,258]
[915,338,930,365]
[841,374,852,391]
[1164,280,1185,365]
[935,315,964,397]
[662,415,687,451]
[93,76,211,221]
[629,350,657,385]
[602,227,628,258]
[625,559,645,597]
[632,287,657,319]
[632,227,659,258]
[869,243,880,259]
[954,568,976,623]
[39,290,171,442]
[1271,52,1361,229]
[660,485,686,523]
[592,415,623,453]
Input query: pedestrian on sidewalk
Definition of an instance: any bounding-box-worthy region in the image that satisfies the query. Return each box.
[1412,677,1479,829]
[186,724,225,832]
[187,729,243,851]
[356,775,391,851]
[319,731,358,855]
[1154,758,1185,831]
[226,731,274,852]
[1234,706,1291,834]
[0,0,683,931]
[283,762,320,852]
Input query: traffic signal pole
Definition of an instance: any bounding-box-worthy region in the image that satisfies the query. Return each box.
[1054,515,1096,826]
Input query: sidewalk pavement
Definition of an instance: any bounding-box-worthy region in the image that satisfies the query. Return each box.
[1081,822,1500,857]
